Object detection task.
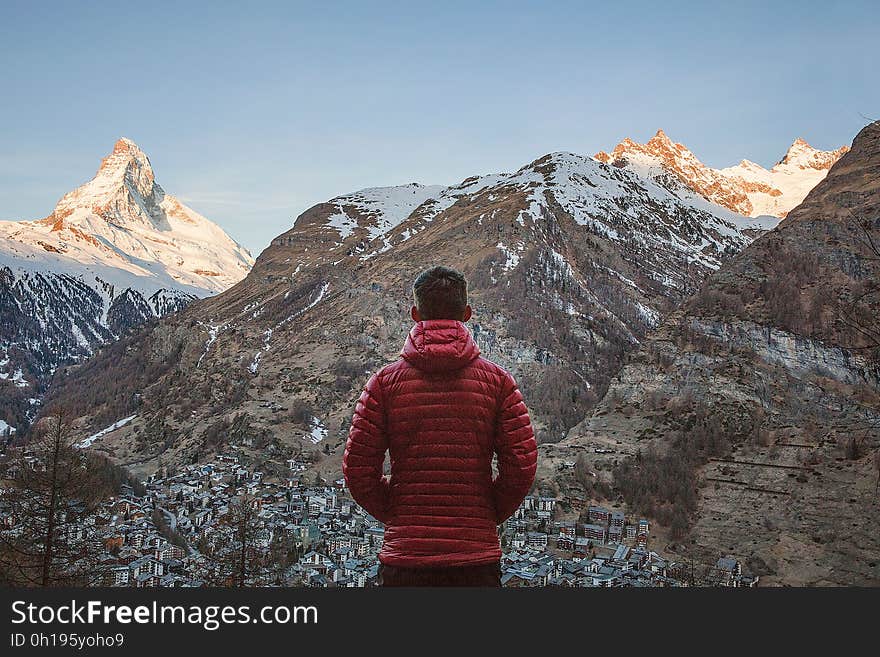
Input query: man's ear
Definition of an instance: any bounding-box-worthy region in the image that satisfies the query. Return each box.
[411,305,421,322]
[462,305,472,322]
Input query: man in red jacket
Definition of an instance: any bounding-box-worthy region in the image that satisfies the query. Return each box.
[343,266,537,586]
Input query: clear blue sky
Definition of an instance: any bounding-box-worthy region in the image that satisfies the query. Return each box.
[1,0,877,254]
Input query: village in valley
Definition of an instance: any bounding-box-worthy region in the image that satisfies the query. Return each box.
[0,439,759,588]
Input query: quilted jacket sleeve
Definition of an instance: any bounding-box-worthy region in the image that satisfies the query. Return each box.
[343,372,391,523]
[492,372,537,523]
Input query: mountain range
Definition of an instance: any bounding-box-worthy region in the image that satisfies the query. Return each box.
[9,124,875,584]
[596,129,848,218]
[31,132,840,467]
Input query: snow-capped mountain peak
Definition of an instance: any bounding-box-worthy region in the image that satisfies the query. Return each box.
[42,136,163,234]
[774,137,849,170]
[95,136,154,188]
[1,137,253,295]
[307,147,770,272]
[596,128,700,170]
[0,138,255,425]
[597,130,848,218]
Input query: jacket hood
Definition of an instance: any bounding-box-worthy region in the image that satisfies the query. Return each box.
[401,320,481,373]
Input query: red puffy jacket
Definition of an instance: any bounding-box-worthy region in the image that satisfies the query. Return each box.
[343,319,537,568]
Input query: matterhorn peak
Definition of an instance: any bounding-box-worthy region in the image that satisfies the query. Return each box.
[96,136,154,183]
[34,137,165,235]
[0,138,254,297]
[101,136,148,163]
[0,139,254,423]
[110,136,140,153]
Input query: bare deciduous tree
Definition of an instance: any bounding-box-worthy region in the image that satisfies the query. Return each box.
[204,494,268,587]
[835,210,880,356]
[0,413,102,586]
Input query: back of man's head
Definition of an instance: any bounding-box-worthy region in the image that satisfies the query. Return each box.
[412,266,469,321]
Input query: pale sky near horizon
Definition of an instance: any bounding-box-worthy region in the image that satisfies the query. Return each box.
[1,0,877,255]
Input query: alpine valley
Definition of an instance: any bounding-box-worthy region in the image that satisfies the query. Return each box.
[12,126,876,584]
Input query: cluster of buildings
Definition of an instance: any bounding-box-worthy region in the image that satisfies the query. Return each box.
[0,449,757,587]
[501,495,757,587]
[510,499,650,552]
[93,453,386,587]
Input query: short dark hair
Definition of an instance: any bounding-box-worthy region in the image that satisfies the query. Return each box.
[412,266,468,320]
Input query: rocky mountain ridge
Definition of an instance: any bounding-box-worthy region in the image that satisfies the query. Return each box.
[27,126,871,585]
[596,129,848,218]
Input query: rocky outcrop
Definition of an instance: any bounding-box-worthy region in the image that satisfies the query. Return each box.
[688,319,878,386]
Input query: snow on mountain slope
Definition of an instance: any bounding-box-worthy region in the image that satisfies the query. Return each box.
[357,150,766,270]
[305,142,781,271]
[325,183,447,240]
[717,137,850,217]
[596,129,848,218]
